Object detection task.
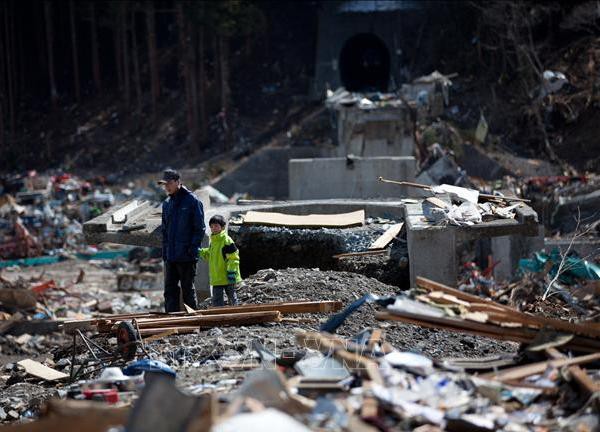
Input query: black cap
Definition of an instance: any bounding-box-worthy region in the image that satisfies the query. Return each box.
[157,169,180,185]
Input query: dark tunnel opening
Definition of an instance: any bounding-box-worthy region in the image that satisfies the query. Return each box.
[339,33,390,93]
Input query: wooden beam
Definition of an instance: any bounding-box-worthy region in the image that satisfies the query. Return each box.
[416,277,600,339]
[201,300,343,315]
[125,310,283,329]
[482,352,600,382]
[545,348,600,395]
[69,301,342,333]
[333,250,387,260]
[376,311,600,353]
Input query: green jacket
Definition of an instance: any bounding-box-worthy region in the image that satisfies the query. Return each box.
[199,230,242,286]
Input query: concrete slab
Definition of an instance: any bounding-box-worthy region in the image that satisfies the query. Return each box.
[402,196,542,287]
[289,156,416,199]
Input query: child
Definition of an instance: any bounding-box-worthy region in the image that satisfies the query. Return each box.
[199,215,241,307]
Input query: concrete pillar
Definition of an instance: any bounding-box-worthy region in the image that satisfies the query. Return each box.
[407,227,457,288]
[492,225,544,282]
[193,189,211,302]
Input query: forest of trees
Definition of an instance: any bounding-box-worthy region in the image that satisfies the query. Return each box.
[0,0,307,163]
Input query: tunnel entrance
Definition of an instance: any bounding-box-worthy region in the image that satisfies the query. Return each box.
[339,33,390,93]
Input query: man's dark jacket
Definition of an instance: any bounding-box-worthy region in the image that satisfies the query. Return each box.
[161,186,205,262]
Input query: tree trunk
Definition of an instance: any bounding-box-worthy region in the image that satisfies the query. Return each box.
[8,1,17,109]
[131,7,142,114]
[113,6,123,92]
[218,35,231,149]
[218,36,229,111]
[69,0,81,101]
[122,2,130,106]
[146,2,160,118]
[90,2,101,93]
[5,2,15,134]
[212,33,220,99]
[17,5,24,96]
[197,25,207,142]
[0,7,5,155]
[176,2,199,156]
[44,1,58,109]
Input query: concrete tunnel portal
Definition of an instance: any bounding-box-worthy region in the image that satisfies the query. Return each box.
[339,33,390,93]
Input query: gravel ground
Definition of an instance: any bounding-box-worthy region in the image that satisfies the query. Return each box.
[150,268,517,388]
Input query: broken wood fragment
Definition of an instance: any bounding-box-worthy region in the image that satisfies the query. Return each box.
[545,347,600,394]
[130,311,283,330]
[296,331,383,385]
[368,223,403,250]
[482,352,600,382]
[333,250,387,260]
[17,359,68,381]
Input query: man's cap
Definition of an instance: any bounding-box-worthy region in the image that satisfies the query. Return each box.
[157,169,181,185]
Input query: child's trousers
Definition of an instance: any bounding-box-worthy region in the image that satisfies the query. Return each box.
[212,284,238,306]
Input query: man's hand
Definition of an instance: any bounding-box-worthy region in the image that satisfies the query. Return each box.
[227,271,237,284]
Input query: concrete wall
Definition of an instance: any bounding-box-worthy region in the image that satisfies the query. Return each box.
[211,147,327,200]
[330,106,415,157]
[289,156,416,199]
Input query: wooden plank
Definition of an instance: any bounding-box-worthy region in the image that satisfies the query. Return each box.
[138,327,199,337]
[375,311,600,352]
[333,250,387,259]
[0,312,23,334]
[73,301,342,333]
[17,359,68,381]
[202,300,343,315]
[130,311,283,329]
[110,200,139,224]
[424,197,450,209]
[482,352,600,382]
[242,210,365,228]
[368,223,403,250]
[545,348,600,394]
[416,277,600,339]
[142,328,179,342]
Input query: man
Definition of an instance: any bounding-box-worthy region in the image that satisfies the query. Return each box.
[158,169,205,312]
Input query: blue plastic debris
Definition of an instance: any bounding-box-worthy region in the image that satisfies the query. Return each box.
[123,359,176,378]
[518,248,600,284]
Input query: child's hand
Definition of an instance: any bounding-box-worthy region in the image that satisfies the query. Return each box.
[227,271,236,284]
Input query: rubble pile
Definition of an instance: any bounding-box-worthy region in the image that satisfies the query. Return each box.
[6,271,598,431]
[0,171,161,265]
[521,174,600,234]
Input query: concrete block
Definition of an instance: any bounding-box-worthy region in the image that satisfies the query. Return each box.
[332,106,415,157]
[492,225,545,282]
[407,226,456,288]
[289,156,416,200]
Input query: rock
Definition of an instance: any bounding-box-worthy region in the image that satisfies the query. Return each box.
[0,407,6,420]
[7,410,19,420]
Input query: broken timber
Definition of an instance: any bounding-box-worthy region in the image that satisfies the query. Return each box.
[62,300,343,333]
[368,223,403,250]
[375,276,600,352]
[296,331,384,385]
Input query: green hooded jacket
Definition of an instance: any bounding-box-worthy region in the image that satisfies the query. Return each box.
[198,230,242,286]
